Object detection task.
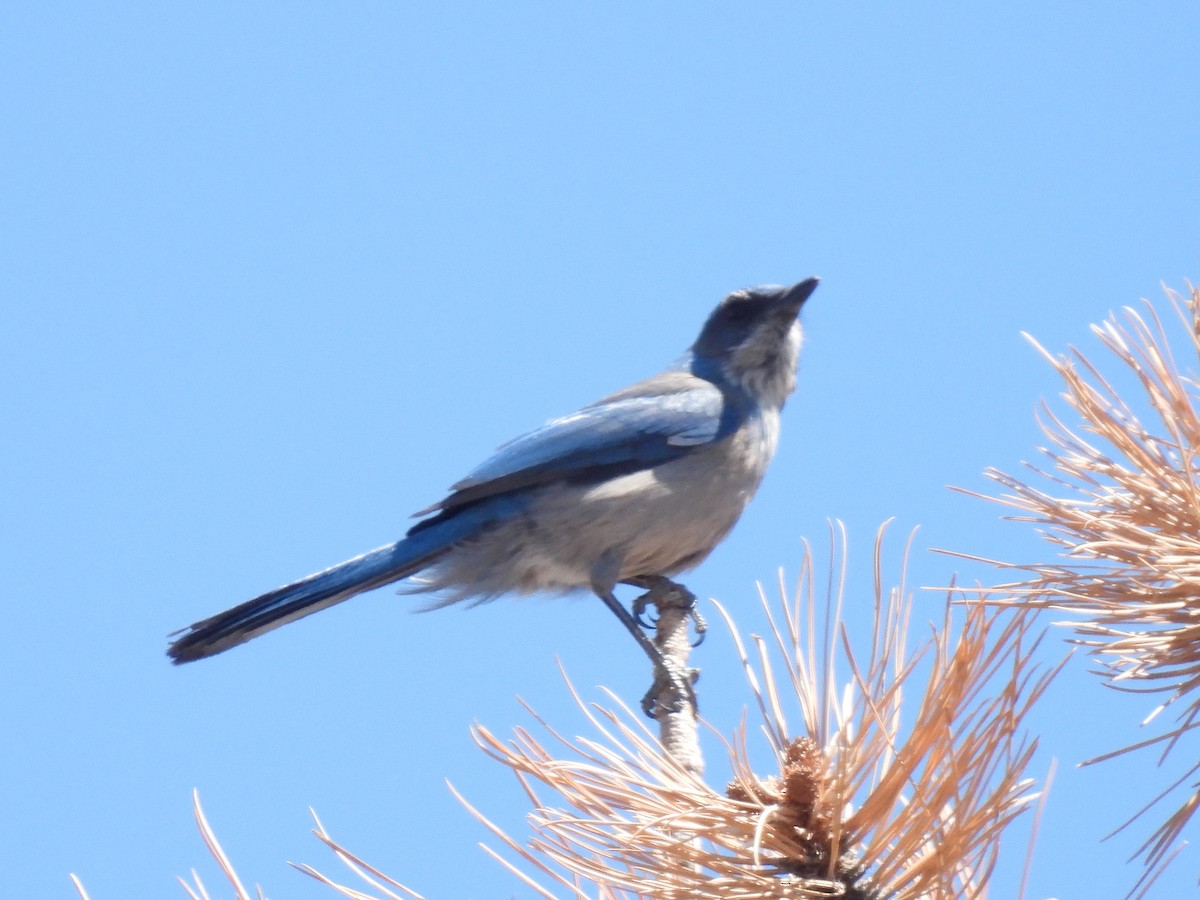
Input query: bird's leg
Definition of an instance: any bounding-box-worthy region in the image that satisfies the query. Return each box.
[595,586,698,718]
[623,575,708,647]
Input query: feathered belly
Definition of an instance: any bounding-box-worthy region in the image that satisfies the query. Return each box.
[414,413,780,601]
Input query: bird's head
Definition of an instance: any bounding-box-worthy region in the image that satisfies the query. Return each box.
[690,277,819,409]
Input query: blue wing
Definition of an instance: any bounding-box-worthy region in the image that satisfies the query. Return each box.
[414,370,741,516]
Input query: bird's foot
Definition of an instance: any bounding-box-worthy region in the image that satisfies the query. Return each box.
[630,577,707,647]
[641,661,699,718]
[688,604,708,648]
[631,589,658,630]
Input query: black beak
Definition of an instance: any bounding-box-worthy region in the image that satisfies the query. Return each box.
[776,276,820,316]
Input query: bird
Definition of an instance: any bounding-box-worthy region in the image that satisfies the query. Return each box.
[169,277,819,710]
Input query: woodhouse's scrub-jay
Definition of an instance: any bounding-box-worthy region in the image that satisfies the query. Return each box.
[169,278,820,708]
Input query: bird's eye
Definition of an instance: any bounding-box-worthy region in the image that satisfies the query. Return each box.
[722,300,759,329]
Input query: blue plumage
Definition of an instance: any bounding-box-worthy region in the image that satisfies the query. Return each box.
[168,278,819,671]
[420,371,734,516]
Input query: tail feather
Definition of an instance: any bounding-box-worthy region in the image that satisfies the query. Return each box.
[167,498,519,663]
[167,542,426,663]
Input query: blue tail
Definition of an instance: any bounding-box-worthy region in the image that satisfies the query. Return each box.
[167,500,509,663]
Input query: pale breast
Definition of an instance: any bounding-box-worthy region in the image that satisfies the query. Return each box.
[418,410,784,598]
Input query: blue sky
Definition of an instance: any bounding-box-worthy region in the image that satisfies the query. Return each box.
[4,3,1200,897]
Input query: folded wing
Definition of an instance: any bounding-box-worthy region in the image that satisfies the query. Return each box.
[414,370,738,518]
